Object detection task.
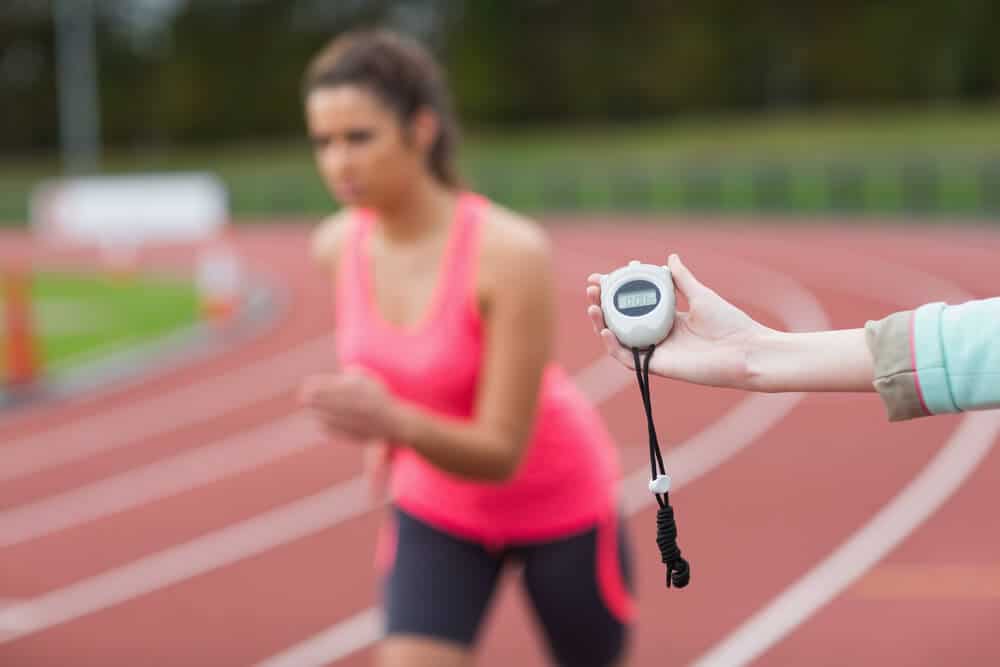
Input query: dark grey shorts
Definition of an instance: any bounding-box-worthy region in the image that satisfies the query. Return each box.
[378,506,635,667]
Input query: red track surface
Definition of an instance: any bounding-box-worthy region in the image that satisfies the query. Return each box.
[1,220,999,666]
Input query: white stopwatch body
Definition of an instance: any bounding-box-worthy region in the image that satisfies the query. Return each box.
[600,260,676,349]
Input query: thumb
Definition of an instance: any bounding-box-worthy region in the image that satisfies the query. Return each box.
[668,253,707,302]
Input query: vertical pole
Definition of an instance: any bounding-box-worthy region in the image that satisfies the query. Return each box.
[54,0,101,174]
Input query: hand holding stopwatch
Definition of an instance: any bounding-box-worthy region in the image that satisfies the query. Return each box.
[601,260,690,589]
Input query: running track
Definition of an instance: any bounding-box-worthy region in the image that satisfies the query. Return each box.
[1,220,999,666]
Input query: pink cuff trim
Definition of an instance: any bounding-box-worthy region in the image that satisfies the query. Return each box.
[909,311,931,417]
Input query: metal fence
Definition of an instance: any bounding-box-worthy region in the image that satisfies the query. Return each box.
[3,155,999,225]
[465,156,1000,219]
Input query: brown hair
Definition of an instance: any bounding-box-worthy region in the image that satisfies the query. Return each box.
[303,29,461,188]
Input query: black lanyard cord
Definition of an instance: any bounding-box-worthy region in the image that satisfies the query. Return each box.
[632,346,691,589]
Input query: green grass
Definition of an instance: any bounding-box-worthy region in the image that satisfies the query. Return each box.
[2,105,1000,222]
[2,271,200,382]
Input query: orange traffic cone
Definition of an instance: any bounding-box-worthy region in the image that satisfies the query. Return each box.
[3,266,40,389]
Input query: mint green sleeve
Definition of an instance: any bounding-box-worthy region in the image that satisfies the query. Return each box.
[865,298,1000,421]
[912,298,1000,417]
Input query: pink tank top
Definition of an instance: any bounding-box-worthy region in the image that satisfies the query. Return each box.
[335,192,620,546]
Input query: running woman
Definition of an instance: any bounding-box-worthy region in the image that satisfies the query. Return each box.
[298,29,635,667]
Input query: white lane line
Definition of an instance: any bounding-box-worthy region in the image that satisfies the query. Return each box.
[0,335,335,483]
[0,353,631,643]
[0,602,34,641]
[253,253,830,667]
[690,256,992,666]
[0,478,369,639]
[255,608,384,667]
[692,412,1000,667]
[0,415,320,549]
[0,357,623,550]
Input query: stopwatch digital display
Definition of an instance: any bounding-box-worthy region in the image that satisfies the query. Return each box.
[614,280,661,315]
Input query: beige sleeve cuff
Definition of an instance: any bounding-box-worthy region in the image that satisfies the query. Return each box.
[864,310,927,422]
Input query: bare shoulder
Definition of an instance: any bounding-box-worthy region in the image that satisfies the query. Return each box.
[310,208,353,271]
[478,201,552,273]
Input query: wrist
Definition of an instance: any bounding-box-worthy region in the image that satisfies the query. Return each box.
[743,326,787,392]
[387,400,419,446]
[386,400,426,447]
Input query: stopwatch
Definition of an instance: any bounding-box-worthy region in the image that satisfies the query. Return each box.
[600,258,690,590]
[600,260,676,349]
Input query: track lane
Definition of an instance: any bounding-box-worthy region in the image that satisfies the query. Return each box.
[3,223,998,666]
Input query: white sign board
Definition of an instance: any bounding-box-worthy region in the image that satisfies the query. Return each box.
[30,172,229,247]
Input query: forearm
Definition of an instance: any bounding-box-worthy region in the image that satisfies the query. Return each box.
[392,401,521,482]
[746,328,875,393]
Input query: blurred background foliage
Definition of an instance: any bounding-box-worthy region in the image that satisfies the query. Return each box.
[1,0,998,221]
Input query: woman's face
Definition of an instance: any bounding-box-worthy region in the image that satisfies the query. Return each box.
[306,85,423,209]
